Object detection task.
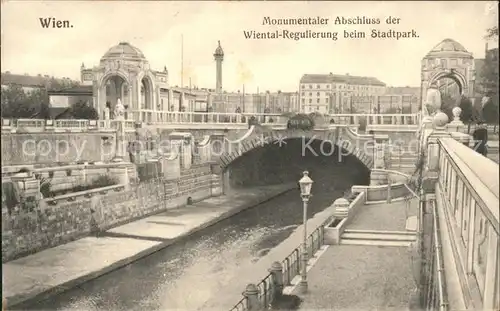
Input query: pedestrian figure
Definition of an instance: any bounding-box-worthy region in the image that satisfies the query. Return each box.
[472,121,488,157]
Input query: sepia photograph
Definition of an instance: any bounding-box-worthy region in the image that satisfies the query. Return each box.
[1,1,499,310]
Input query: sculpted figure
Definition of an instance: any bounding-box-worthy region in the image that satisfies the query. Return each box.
[114,98,125,119]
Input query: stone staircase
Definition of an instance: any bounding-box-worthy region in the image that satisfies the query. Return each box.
[340,229,416,247]
[389,154,418,176]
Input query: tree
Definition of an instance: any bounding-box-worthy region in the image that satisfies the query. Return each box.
[70,101,99,119]
[478,26,499,116]
[440,94,455,121]
[485,26,498,40]
[482,97,499,124]
[1,84,50,118]
[458,96,474,123]
[1,78,81,119]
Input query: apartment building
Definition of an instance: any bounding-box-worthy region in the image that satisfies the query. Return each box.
[299,73,386,113]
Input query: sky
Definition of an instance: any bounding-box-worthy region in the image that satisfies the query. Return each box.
[1,1,498,93]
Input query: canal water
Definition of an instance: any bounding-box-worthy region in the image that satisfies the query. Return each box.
[23,156,368,310]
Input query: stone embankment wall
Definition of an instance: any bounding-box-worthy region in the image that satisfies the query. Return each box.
[1,164,221,262]
[1,132,118,165]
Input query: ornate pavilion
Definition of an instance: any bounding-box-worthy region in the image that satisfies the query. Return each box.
[49,42,202,122]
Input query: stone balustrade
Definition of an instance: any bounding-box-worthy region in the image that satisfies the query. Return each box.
[417,110,499,311]
[434,136,499,310]
[2,113,421,133]
[1,118,137,133]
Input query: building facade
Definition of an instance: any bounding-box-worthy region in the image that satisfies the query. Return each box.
[1,72,78,93]
[299,73,386,114]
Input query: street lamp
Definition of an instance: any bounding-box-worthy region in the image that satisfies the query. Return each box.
[298,170,313,294]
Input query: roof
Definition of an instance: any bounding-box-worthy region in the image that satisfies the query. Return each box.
[1,73,79,89]
[48,85,93,95]
[384,86,420,96]
[425,38,472,59]
[300,73,386,86]
[101,42,146,62]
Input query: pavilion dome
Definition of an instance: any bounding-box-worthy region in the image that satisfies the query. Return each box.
[424,38,473,59]
[101,42,146,62]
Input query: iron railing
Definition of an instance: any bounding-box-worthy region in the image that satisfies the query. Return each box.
[229,216,331,311]
[420,201,448,311]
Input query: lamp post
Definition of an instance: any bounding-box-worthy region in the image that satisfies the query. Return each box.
[298,170,313,294]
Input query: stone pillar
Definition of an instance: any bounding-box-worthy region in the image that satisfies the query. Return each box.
[370,134,389,185]
[128,85,133,120]
[222,168,231,194]
[243,284,261,311]
[113,118,126,162]
[110,166,130,190]
[332,198,349,219]
[45,119,55,131]
[168,89,174,112]
[417,112,451,305]
[269,261,284,300]
[169,132,193,170]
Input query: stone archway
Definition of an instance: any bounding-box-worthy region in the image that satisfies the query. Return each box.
[98,71,131,118]
[140,75,154,110]
[420,38,475,112]
[428,70,466,96]
[218,129,374,170]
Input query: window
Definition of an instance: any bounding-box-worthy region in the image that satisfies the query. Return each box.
[317,92,320,96]
[309,85,312,89]
[301,85,305,89]
[301,98,305,103]
[309,92,312,96]
[309,99,312,103]
[317,98,320,103]
[327,85,330,88]
[326,98,329,103]
[301,92,305,96]
[316,106,319,110]
[317,84,320,89]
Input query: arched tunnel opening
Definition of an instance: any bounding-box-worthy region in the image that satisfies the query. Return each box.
[225,138,370,197]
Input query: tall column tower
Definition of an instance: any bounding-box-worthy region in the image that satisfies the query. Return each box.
[214,41,224,94]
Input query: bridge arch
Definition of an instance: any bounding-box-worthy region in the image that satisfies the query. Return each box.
[218,129,374,170]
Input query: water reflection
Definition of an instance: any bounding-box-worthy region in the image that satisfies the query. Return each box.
[24,162,368,311]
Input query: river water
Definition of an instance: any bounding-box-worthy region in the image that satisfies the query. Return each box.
[23,159,367,311]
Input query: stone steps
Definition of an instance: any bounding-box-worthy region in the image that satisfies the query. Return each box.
[340,229,416,247]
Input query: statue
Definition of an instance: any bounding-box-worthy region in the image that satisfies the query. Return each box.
[114,98,125,120]
[103,105,110,120]
[425,82,442,115]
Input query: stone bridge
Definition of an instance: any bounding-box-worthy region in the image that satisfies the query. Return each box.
[217,125,377,170]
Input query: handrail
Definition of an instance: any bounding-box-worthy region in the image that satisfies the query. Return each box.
[43,184,125,203]
[229,215,332,311]
[432,201,449,311]
[438,137,499,232]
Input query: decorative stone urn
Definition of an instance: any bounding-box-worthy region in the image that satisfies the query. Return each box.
[332,198,350,219]
[433,111,449,128]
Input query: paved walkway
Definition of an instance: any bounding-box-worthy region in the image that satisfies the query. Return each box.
[3,184,295,308]
[290,199,418,310]
[348,199,418,232]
